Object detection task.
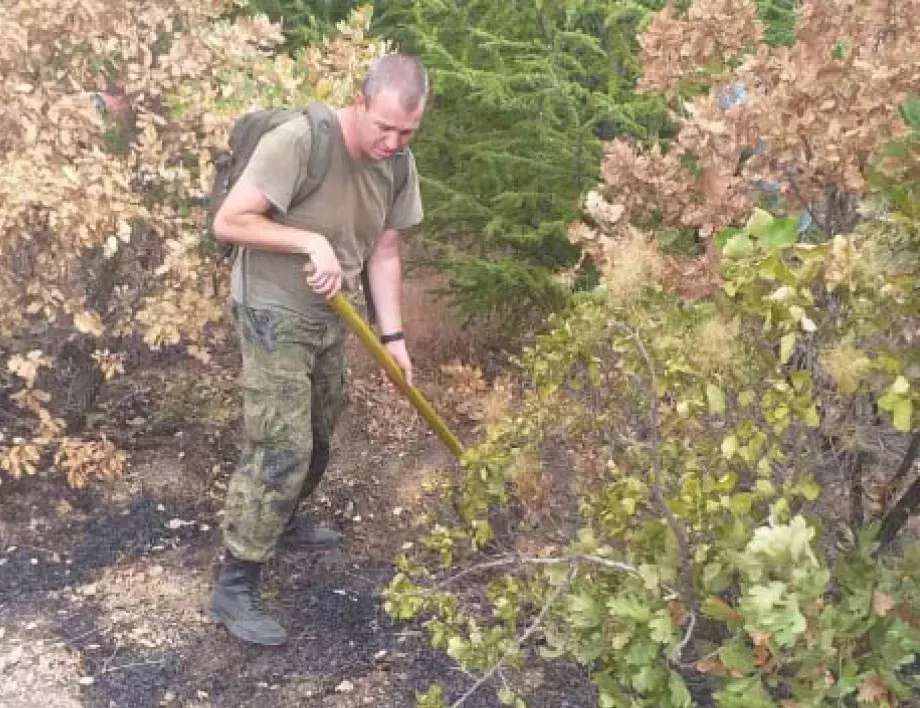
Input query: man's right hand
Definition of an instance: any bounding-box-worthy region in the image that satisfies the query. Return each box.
[304,235,343,299]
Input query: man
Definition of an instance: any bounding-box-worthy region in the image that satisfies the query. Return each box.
[208,54,428,646]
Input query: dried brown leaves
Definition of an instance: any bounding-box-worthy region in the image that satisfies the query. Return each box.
[573,0,920,295]
[638,0,763,99]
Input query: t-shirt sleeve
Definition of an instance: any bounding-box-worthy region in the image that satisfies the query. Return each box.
[237,121,311,214]
[385,151,424,231]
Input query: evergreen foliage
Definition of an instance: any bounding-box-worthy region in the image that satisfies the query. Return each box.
[755,0,800,46]
[371,0,670,321]
[235,0,362,48]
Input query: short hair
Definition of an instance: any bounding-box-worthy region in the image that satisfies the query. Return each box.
[361,54,429,112]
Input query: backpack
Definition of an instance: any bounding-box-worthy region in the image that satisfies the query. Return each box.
[206,101,412,324]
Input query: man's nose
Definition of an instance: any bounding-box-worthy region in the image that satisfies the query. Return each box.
[385,132,399,151]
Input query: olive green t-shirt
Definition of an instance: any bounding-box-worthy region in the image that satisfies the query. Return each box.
[230,109,424,314]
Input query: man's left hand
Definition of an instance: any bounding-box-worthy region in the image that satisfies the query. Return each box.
[384,339,413,388]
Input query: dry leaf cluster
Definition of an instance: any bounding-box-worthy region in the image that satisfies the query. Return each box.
[571,0,920,286]
[637,0,763,99]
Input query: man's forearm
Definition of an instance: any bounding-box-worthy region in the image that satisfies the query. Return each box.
[214,210,325,257]
[366,248,403,336]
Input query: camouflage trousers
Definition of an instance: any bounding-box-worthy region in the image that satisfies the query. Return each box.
[222,300,349,563]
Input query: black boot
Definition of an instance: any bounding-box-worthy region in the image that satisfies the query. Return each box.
[208,555,287,645]
[281,515,343,549]
[281,441,343,549]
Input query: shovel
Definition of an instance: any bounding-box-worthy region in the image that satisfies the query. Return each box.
[310,267,465,460]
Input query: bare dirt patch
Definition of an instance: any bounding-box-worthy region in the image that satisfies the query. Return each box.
[0,616,84,708]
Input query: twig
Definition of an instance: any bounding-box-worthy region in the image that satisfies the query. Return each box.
[448,564,577,708]
[849,450,866,529]
[888,430,920,500]
[63,626,104,646]
[18,544,60,556]
[428,556,524,593]
[672,610,698,665]
[100,641,120,674]
[877,469,920,553]
[419,553,646,596]
[612,322,700,663]
[497,667,511,692]
[775,159,827,235]
[100,659,168,675]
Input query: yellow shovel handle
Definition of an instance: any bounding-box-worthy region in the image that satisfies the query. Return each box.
[325,289,465,460]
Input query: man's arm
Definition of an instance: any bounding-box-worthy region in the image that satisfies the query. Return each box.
[366,228,403,336]
[213,180,343,298]
[366,228,412,386]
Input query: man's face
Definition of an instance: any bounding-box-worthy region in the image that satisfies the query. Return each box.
[355,87,425,161]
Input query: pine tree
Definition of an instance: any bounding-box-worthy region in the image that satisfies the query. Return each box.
[372,0,668,321]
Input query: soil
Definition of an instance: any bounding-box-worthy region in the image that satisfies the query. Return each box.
[0,275,597,708]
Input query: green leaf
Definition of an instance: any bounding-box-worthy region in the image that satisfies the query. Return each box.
[607,596,650,622]
[446,636,466,661]
[598,690,616,708]
[791,476,821,501]
[738,390,755,407]
[730,493,753,516]
[877,392,898,412]
[568,592,603,629]
[638,564,660,591]
[755,479,776,498]
[707,383,727,414]
[723,233,755,259]
[780,332,796,364]
[668,671,692,708]
[801,404,821,428]
[715,226,742,248]
[745,581,786,612]
[649,612,674,644]
[720,640,756,673]
[715,677,774,707]
[745,207,775,239]
[892,398,913,432]
[722,435,739,459]
[800,313,817,332]
[703,563,731,593]
[760,216,799,248]
[892,375,911,395]
[758,254,796,283]
[703,596,743,626]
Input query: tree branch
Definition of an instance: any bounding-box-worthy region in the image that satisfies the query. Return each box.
[419,553,646,596]
[877,461,920,552]
[448,564,577,708]
[849,449,866,529]
[888,430,920,501]
[775,159,827,236]
[612,322,699,663]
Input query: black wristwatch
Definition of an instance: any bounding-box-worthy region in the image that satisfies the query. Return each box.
[380,331,405,344]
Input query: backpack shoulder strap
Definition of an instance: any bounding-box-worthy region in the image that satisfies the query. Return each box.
[391,146,413,203]
[296,101,335,203]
